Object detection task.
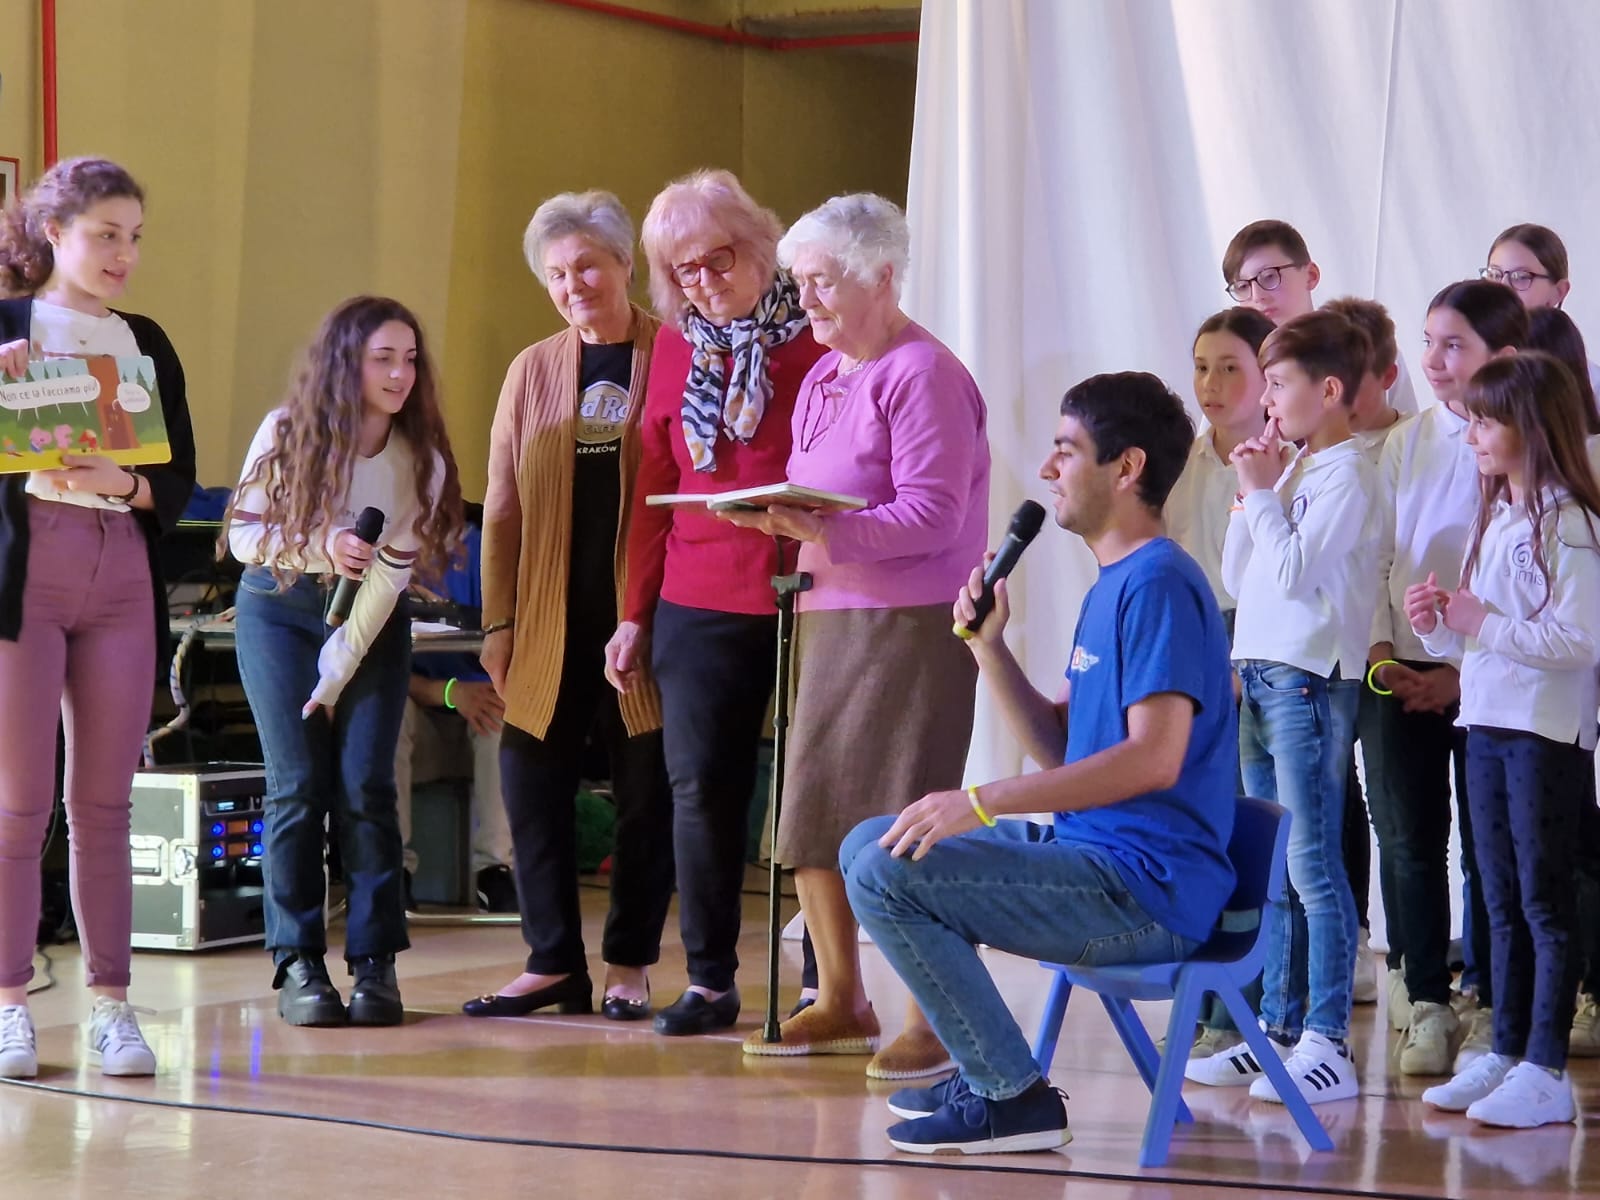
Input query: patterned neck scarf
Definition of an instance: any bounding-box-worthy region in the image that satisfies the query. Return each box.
[680,273,809,472]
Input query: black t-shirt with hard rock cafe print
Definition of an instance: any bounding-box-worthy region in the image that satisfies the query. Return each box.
[568,341,633,639]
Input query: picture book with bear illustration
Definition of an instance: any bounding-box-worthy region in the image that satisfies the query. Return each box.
[0,354,169,473]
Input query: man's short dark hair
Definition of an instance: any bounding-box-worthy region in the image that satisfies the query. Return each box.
[1059,372,1194,511]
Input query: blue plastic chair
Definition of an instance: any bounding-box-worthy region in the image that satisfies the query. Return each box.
[1030,796,1333,1167]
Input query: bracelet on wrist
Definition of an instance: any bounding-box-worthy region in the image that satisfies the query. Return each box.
[966,784,997,828]
[482,619,514,636]
[1365,658,1400,697]
[98,472,139,505]
[443,677,459,710]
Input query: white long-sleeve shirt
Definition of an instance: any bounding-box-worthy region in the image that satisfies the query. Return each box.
[1369,404,1481,664]
[1419,494,1600,748]
[1165,430,1237,612]
[228,409,441,707]
[1223,437,1381,679]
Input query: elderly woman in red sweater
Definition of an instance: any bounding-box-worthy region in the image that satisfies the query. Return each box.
[605,169,823,1037]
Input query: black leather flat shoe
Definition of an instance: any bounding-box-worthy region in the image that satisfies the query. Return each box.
[652,988,740,1036]
[276,955,347,1027]
[601,986,652,1022]
[348,955,405,1026]
[462,974,593,1018]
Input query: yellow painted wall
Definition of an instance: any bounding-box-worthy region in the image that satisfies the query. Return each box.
[443,0,745,495]
[29,0,915,496]
[0,0,38,182]
[740,47,916,224]
[46,0,467,482]
[443,1,916,497]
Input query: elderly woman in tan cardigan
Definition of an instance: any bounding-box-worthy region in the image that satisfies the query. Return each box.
[465,189,673,1021]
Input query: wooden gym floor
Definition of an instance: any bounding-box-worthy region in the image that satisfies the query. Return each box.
[5,879,1593,1200]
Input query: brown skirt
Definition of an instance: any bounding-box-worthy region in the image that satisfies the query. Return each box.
[775,603,979,869]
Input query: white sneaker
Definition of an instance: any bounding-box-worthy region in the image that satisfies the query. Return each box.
[1191,1026,1244,1059]
[1420,1050,1514,1111]
[0,1005,37,1078]
[1398,1001,1462,1076]
[1248,1030,1359,1105]
[1353,931,1378,1005]
[1453,1006,1493,1072]
[1465,1061,1576,1128]
[1184,1033,1290,1086]
[1569,995,1600,1057]
[1386,968,1412,1032]
[86,998,156,1077]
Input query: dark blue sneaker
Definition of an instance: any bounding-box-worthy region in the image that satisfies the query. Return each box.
[886,1071,967,1120]
[886,1079,1070,1155]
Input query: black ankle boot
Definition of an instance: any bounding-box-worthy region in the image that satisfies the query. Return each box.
[347,955,404,1026]
[275,955,347,1027]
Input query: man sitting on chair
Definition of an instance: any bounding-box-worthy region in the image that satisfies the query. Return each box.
[842,372,1238,1155]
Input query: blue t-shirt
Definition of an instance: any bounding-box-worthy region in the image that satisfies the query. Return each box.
[414,522,488,686]
[1053,537,1237,944]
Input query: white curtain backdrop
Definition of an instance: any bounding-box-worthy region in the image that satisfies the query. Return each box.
[904,0,1600,942]
[906,0,1600,784]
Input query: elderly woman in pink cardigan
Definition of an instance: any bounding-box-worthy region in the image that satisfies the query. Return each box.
[724,193,991,1079]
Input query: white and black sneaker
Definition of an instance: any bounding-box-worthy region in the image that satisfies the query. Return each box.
[1184,1034,1291,1086]
[1249,1030,1358,1104]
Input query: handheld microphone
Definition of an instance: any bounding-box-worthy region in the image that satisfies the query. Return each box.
[954,500,1047,639]
[327,506,386,629]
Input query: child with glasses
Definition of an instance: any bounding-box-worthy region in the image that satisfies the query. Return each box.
[1222,220,1418,417]
[1483,224,1600,397]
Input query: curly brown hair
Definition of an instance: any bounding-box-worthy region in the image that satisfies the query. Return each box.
[0,157,145,295]
[221,296,463,586]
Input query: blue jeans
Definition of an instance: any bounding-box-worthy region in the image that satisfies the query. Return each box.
[1238,660,1359,1042]
[842,816,1196,1100]
[235,567,412,964]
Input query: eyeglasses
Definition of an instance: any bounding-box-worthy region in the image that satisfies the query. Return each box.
[1479,265,1554,292]
[1225,263,1302,303]
[1222,264,1299,302]
[670,245,737,288]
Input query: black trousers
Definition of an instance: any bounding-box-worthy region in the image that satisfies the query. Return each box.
[1465,727,1587,1069]
[652,600,778,992]
[1362,664,1491,1007]
[500,632,674,976]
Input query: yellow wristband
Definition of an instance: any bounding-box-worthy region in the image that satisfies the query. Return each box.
[443,677,459,710]
[1366,658,1399,697]
[967,784,997,828]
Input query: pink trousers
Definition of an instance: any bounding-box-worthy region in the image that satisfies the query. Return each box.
[0,498,153,989]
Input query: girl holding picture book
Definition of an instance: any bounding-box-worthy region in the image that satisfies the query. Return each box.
[0,157,196,1080]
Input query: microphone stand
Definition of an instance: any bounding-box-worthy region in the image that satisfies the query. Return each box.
[763,536,810,1043]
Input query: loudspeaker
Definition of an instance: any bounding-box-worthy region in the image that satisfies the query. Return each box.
[129,763,267,951]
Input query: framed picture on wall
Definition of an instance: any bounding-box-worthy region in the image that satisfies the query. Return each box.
[0,158,17,208]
